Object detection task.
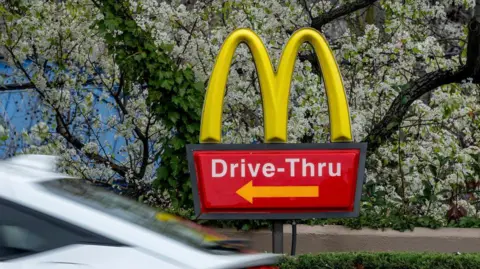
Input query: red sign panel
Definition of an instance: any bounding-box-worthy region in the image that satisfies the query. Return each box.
[187,144,366,219]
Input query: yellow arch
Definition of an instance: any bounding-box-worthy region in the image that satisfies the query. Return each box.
[199,27,352,143]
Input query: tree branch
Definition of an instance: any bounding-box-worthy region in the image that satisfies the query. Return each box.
[466,3,480,81]
[0,77,96,91]
[311,0,378,30]
[55,114,128,177]
[363,1,480,153]
[137,114,153,179]
[363,67,469,152]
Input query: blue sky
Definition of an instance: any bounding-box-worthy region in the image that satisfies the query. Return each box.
[0,59,125,160]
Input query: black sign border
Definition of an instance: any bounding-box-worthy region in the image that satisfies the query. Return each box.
[186,142,367,220]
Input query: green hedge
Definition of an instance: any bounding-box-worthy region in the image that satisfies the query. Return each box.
[278,252,480,269]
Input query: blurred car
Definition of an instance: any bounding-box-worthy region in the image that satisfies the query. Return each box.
[0,155,280,269]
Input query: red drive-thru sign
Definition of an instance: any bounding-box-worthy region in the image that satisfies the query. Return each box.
[192,146,363,211]
[187,144,366,219]
[187,28,367,220]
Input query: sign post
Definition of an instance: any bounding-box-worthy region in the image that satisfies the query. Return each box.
[272,221,283,253]
[187,27,367,254]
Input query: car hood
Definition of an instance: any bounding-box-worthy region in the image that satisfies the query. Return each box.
[206,252,282,269]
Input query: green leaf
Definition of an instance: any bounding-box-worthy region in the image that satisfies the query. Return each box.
[168,112,180,123]
[168,177,176,188]
[160,79,172,89]
[175,75,183,84]
[184,70,194,81]
[125,20,136,28]
[157,166,169,179]
[386,122,397,130]
[171,137,185,150]
[193,81,204,91]
[241,223,251,231]
[186,124,196,134]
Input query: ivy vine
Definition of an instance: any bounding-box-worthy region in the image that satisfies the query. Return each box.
[94,0,204,209]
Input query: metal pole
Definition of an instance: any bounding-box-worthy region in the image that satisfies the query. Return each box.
[272,220,284,253]
[291,220,297,256]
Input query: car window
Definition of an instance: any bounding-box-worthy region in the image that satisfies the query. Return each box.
[0,199,123,261]
[1,225,47,251]
[40,178,233,252]
[0,203,60,261]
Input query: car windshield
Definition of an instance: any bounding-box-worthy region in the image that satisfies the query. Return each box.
[39,178,232,252]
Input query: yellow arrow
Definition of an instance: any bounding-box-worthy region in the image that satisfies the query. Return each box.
[236,180,319,203]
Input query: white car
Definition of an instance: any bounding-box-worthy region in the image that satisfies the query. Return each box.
[0,155,281,269]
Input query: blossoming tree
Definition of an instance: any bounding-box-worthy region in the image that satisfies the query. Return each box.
[129,0,480,225]
[1,0,479,227]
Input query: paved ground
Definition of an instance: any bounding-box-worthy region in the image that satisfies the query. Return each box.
[213,225,480,254]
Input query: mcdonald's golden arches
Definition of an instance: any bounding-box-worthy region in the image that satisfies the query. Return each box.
[199,27,352,144]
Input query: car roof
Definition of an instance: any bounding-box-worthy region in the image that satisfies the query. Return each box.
[0,154,72,184]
